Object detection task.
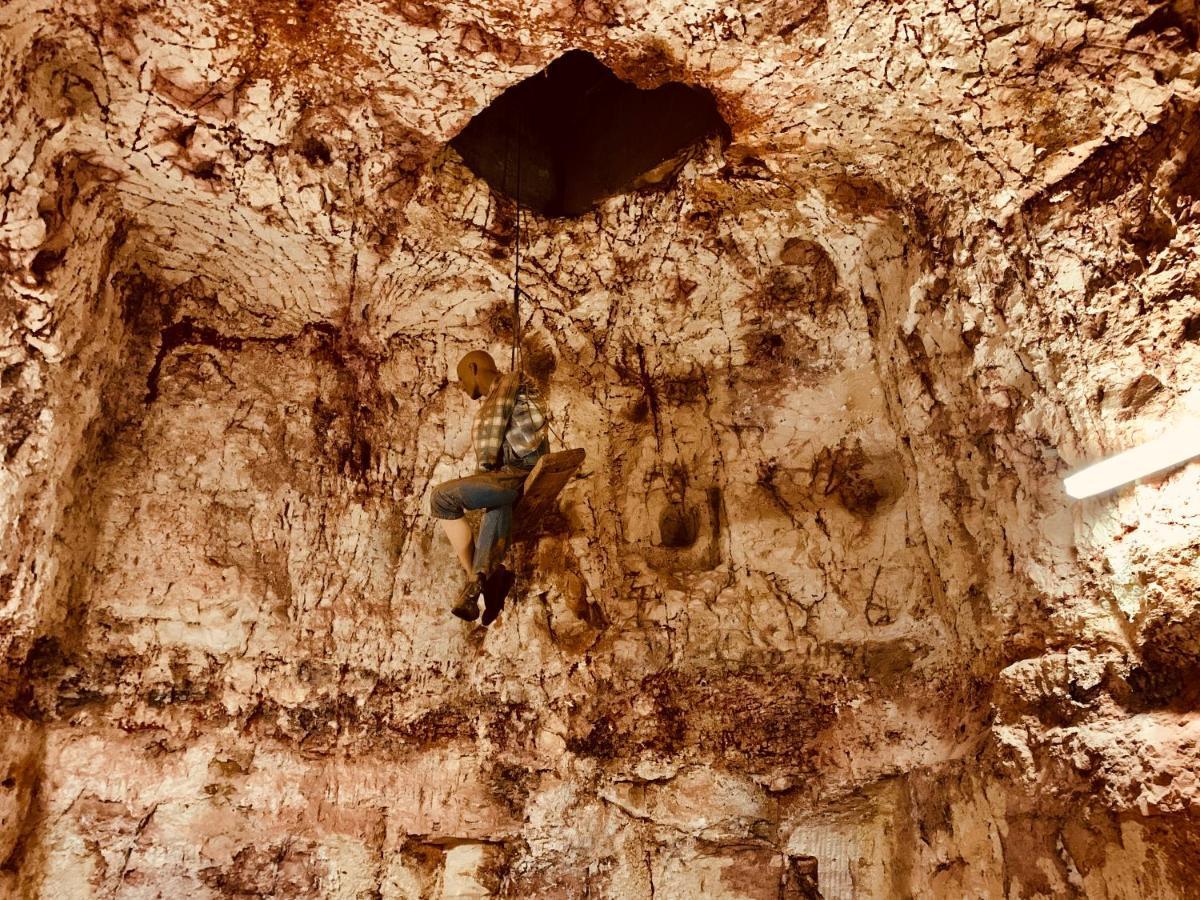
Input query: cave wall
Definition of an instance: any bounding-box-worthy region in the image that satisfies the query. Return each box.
[1,0,1199,897]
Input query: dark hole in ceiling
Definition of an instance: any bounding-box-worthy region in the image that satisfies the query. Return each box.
[450,50,731,217]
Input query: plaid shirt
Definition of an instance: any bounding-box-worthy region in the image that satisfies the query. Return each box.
[472,373,548,472]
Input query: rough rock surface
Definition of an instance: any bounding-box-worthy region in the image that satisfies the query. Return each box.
[2,0,1200,897]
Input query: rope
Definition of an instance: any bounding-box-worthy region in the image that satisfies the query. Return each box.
[543,406,569,447]
[512,123,522,373]
[508,119,570,449]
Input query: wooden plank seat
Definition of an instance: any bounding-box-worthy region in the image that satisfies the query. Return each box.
[510,448,586,541]
[478,448,585,575]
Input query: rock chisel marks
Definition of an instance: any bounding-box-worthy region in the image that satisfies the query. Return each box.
[0,0,1199,897]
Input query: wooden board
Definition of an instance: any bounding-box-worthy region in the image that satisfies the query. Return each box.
[512,447,586,541]
[480,449,586,571]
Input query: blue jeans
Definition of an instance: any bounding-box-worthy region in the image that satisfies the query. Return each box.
[430,469,528,573]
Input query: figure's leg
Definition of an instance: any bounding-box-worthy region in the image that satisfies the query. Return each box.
[430,473,521,575]
[431,480,474,575]
[439,518,475,576]
[473,502,514,575]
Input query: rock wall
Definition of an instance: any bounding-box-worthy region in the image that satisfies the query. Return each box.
[1,0,1198,897]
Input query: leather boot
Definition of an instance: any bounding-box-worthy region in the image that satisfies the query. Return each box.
[481,566,515,627]
[450,575,484,621]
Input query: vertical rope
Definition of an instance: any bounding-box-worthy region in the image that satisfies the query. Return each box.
[499,122,512,368]
[512,124,522,373]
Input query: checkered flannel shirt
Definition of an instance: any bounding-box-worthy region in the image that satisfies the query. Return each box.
[472,373,548,472]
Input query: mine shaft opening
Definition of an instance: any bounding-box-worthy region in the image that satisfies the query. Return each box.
[450,50,731,217]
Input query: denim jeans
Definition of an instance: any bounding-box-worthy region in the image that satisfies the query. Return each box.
[429,468,529,573]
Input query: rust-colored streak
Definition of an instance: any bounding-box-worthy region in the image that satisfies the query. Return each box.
[211,0,375,103]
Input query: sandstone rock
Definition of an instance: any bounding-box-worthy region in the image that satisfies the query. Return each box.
[1,0,1199,897]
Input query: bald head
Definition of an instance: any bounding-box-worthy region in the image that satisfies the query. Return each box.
[456,350,499,400]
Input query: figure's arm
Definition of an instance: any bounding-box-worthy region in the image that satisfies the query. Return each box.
[508,381,549,454]
[472,372,520,471]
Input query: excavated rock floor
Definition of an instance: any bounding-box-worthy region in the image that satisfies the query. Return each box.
[2,0,1199,897]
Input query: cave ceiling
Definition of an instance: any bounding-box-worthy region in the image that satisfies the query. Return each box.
[11,0,1182,329]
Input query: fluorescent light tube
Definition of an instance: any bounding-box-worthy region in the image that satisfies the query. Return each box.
[1064,420,1200,499]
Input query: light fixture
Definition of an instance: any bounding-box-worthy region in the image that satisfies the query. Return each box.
[1064,419,1200,499]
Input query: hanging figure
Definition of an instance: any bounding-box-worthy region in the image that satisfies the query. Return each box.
[430,349,548,622]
